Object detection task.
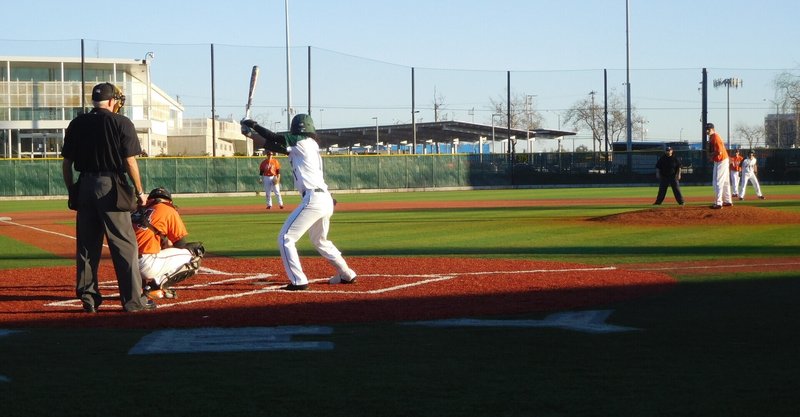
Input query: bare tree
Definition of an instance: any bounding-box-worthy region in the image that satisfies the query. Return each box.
[433,87,446,122]
[488,93,544,130]
[773,71,800,147]
[562,90,634,152]
[735,124,765,149]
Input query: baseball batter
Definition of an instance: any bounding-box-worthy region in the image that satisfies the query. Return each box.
[706,123,733,209]
[738,151,765,200]
[259,151,284,209]
[241,114,356,291]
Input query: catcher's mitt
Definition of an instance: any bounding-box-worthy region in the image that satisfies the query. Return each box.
[182,241,206,258]
[272,177,280,185]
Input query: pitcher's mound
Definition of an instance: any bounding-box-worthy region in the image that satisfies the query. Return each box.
[591,205,800,225]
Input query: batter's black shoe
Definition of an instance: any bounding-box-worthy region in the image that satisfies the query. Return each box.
[282,283,308,291]
[722,202,733,207]
[710,204,722,209]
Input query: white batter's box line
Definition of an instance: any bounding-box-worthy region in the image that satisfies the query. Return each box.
[358,266,617,279]
[45,272,275,309]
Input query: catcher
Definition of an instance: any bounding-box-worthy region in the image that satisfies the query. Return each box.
[132,187,205,299]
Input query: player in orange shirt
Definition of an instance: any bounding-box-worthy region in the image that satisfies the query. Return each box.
[259,151,284,209]
[728,149,744,198]
[706,123,733,209]
[132,187,205,299]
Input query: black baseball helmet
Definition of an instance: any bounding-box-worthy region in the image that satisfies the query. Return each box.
[148,187,172,201]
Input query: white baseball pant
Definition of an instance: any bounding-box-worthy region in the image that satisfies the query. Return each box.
[739,172,763,198]
[139,248,194,287]
[278,189,355,286]
[713,158,732,206]
[262,175,283,208]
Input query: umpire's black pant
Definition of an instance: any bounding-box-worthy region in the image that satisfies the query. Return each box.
[75,173,149,311]
[654,176,684,205]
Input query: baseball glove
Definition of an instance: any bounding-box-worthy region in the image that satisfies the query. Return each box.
[272,177,279,185]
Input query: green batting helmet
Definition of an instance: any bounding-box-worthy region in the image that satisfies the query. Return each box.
[290,114,316,137]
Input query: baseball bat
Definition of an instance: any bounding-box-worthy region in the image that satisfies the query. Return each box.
[245,65,260,119]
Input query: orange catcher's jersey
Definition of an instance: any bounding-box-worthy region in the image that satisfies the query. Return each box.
[259,157,281,177]
[134,202,188,255]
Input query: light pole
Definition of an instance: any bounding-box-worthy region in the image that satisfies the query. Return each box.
[713,77,743,148]
[491,113,502,154]
[526,95,537,153]
[412,110,419,154]
[372,117,379,152]
[143,51,154,156]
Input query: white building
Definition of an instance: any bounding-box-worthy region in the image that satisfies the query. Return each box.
[1,56,251,158]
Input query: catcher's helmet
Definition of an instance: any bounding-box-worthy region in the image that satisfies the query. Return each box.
[148,187,172,202]
[290,114,316,136]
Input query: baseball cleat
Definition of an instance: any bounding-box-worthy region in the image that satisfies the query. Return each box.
[329,273,357,284]
[282,283,308,291]
[710,204,722,209]
[146,288,177,300]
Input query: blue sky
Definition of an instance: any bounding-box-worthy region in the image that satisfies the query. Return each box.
[3,0,799,147]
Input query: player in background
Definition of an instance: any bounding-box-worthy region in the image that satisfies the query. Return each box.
[241,114,357,291]
[706,123,733,209]
[133,187,205,299]
[259,151,284,209]
[729,149,744,198]
[738,151,766,200]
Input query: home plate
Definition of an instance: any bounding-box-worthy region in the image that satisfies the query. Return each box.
[128,326,335,355]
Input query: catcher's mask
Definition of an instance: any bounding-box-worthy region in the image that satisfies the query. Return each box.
[91,82,126,113]
[147,187,173,202]
[290,114,316,137]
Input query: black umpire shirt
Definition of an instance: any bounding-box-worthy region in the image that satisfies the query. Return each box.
[61,108,142,173]
[655,153,682,178]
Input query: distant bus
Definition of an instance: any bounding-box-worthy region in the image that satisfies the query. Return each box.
[611,141,691,153]
[611,141,692,173]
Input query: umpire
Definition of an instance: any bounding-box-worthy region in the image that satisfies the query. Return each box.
[653,146,685,206]
[61,82,154,312]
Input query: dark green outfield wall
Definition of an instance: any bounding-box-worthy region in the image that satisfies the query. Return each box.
[3,150,798,197]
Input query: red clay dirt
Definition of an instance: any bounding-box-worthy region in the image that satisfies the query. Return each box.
[1,198,797,329]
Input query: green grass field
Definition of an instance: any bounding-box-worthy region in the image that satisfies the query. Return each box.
[1,185,799,416]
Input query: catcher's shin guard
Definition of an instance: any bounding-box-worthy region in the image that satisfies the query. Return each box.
[162,259,201,289]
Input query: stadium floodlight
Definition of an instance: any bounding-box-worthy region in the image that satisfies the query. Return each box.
[713,77,743,148]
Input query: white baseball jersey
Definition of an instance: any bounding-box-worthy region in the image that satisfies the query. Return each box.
[741,156,758,174]
[286,135,328,195]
